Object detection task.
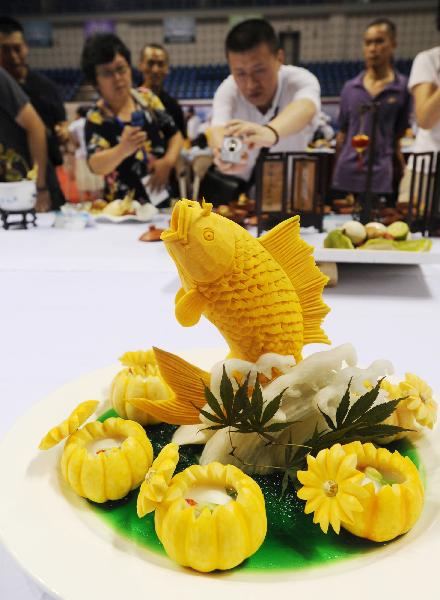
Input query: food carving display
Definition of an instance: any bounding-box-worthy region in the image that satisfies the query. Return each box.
[324,219,432,252]
[38,199,437,573]
[340,442,424,542]
[61,418,153,503]
[297,441,424,541]
[38,400,98,450]
[137,444,267,572]
[63,191,158,221]
[40,402,153,503]
[160,199,330,362]
[138,225,165,242]
[110,350,170,425]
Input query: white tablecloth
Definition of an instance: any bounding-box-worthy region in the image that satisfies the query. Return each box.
[1,213,440,599]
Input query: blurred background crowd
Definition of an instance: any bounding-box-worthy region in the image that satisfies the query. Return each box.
[0,0,439,225]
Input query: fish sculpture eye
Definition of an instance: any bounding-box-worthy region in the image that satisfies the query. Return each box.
[203,228,215,241]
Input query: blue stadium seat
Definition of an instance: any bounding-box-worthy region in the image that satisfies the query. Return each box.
[36,59,413,102]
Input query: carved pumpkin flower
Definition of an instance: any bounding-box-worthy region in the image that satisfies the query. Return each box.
[110,349,174,425]
[341,441,424,542]
[399,373,437,429]
[61,417,153,503]
[297,443,368,534]
[155,462,267,572]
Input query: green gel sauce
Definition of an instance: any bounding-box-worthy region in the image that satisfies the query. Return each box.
[92,410,421,572]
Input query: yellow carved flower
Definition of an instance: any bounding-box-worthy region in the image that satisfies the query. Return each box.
[61,417,153,503]
[110,349,175,425]
[119,349,160,373]
[378,379,412,441]
[341,441,424,542]
[379,378,400,400]
[137,443,180,517]
[297,443,368,534]
[155,462,266,572]
[38,400,99,450]
[399,373,437,429]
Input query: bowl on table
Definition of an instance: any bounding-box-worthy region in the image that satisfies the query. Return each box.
[0,180,37,212]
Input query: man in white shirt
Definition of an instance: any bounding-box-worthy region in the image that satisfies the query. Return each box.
[186,106,202,141]
[399,46,440,203]
[409,46,440,154]
[210,18,320,183]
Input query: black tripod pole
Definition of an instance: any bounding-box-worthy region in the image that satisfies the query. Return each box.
[360,102,379,224]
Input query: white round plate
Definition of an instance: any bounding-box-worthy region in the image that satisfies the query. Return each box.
[92,214,155,224]
[0,354,439,600]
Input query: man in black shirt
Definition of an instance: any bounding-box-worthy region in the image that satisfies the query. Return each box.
[0,16,67,209]
[138,43,185,136]
[0,67,50,211]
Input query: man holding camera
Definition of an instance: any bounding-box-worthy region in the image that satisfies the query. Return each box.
[209,19,320,192]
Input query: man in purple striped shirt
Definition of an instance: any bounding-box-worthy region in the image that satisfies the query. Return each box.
[332,18,411,203]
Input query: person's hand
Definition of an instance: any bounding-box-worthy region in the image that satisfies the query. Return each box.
[212,145,249,175]
[54,121,69,146]
[35,189,51,212]
[119,126,147,159]
[149,157,172,192]
[225,119,278,150]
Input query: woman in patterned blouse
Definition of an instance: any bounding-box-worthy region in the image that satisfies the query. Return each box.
[81,33,183,204]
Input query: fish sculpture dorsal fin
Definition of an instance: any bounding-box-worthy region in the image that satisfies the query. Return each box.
[258,216,331,346]
[152,346,209,417]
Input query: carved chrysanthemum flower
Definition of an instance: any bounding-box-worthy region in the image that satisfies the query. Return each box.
[297,443,368,534]
[399,373,437,429]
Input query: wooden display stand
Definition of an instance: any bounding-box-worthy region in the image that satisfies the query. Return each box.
[404,151,439,236]
[255,151,330,235]
[0,208,37,230]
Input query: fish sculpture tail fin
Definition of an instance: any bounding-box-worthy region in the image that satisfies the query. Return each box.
[128,396,201,425]
[139,347,210,423]
[259,216,331,347]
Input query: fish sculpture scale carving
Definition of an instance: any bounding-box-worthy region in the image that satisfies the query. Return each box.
[161,199,330,364]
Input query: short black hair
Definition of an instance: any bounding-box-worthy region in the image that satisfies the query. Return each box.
[77,105,91,118]
[139,42,169,62]
[366,17,397,40]
[0,16,23,35]
[81,33,131,84]
[225,19,279,55]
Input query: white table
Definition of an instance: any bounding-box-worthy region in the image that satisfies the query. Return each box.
[1,213,440,599]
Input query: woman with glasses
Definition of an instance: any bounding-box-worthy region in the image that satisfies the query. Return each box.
[81,33,183,205]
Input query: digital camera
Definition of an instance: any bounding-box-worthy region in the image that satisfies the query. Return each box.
[220,136,244,164]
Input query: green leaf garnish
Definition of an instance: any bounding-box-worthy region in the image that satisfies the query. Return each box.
[335,378,351,426]
[277,378,412,493]
[200,371,413,499]
[200,371,291,441]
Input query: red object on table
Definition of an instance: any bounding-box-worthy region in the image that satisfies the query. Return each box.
[351,134,370,169]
